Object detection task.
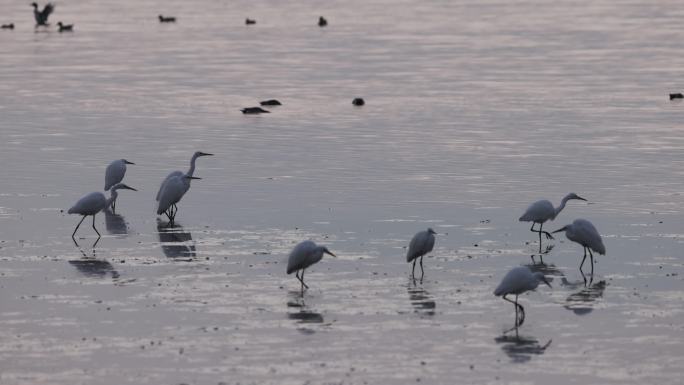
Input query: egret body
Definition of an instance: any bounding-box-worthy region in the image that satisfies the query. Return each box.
[68,183,137,239]
[156,175,201,223]
[156,151,212,202]
[104,159,134,196]
[406,228,436,278]
[552,219,605,277]
[287,240,336,294]
[519,193,587,255]
[494,266,551,326]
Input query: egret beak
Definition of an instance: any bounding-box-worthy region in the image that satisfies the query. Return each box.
[123,185,138,191]
[184,176,202,180]
[199,152,214,156]
[552,226,567,234]
[324,248,336,258]
[124,160,135,165]
[577,196,587,201]
[542,277,552,288]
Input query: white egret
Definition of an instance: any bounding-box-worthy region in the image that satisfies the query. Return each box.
[156,175,201,223]
[104,159,135,205]
[156,151,212,201]
[406,228,436,278]
[519,193,587,255]
[494,266,551,326]
[31,2,54,27]
[552,219,605,277]
[68,183,137,239]
[287,240,336,294]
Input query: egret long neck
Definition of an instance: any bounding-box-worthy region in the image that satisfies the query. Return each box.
[553,196,571,218]
[186,154,199,177]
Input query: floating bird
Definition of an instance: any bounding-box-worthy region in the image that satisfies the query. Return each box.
[57,21,73,32]
[670,93,683,100]
[157,175,201,223]
[260,99,281,106]
[158,15,176,23]
[406,228,436,279]
[494,266,551,326]
[287,240,336,294]
[245,18,256,25]
[519,193,587,257]
[1,23,14,29]
[241,107,270,114]
[552,219,605,279]
[31,2,54,27]
[68,183,137,239]
[318,16,327,27]
[155,151,213,217]
[352,98,365,106]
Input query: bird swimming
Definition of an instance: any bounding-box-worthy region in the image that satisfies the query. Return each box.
[259,99,281,106]
[552,219,605,280]
[241,107,270,114]
[31,2,54,27]
[245,18,256,25]
[670,93,683,100]
[406,228,436,279]
[68,183,137,239]
[158,15,176,23]
[352,98,365,106]
[287,240,336,295]
[318,16,327,27]
[57,21,73,32]
[1,23,14,29]
[494,266,551,326]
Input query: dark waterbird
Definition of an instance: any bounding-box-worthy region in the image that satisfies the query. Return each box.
[1,23,14,29]
[352,98,365,106]
[287,240,336,295]
[31,2,55,27]
[245,18,256,25]
[241,107,270,114]
[318,16,327,27]
[260,99,281,106]
[158,15,176,23]
[406,228,436,279]
[57,21,73,32]
[669,93,683,100]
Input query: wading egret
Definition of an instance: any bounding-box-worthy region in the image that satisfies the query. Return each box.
[406,228,436,278]
[494,266,551,326]
[68,183,137,239]
[104,158,134,191]
[31,2,54,26]
[552,219,605,277]
[519,193,587,256]
[156,151,212,216]
[156,175,201,223]
[287,240,336,294]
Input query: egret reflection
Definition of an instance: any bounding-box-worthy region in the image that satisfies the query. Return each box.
[286,292,323,324]
[104,208,128,235]
[156,219,196,259]
[69,242,119,280]
[495,328,552,363]
[564,280,606,315]
[407,279,436,317]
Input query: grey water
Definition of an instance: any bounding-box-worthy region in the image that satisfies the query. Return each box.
[1,0,683,384]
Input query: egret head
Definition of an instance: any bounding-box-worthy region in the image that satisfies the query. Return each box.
[112,183,137,192]
[123,159,135,165]
[194,151,213,158]
[566,193,587,202]
[534,272,552,288]
[552,225,569,234]
[427,228,437,235]
[322,247,336,257]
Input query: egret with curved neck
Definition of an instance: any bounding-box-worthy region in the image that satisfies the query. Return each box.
[68,183,137,239]
[155,151,213,216]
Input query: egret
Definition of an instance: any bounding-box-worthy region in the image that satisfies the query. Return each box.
[157,175,201,223]
[406,228,436,278]
[552,219,605,278]
[31,2,54,27]
[104,159,135,210]
[519,193,587,256]
[286,240,336,294]
[57,21,73,32]
[494,266,551,326]
[68,183,137,239]
[156,151,212,215]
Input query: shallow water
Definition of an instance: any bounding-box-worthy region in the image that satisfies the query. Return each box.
[1,0,683,384]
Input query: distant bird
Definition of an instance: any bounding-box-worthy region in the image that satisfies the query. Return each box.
[519,193,587,256]
[241,107,270,114]
[31,2,54,27]
[406,228,436,278]
[68,183,137,239]
[287,240,336,294]
[157,175,201,223]
[156,151,212,218]
[104,159,135,210]
[318,16,327,27]
[158,15,176,23]
[352,98,365,106]
[245,18,256,25]
[670,93,683,100]
[260,99,281,106]
[552,219,605,277]
[494,266,551,326]
[57,21,73,32]
[1,23,14,30]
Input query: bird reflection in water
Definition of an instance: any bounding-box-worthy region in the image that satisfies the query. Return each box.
[495,328,552,363]
[407,279,436,317]
[286,291,324,324]
[104,208,128,235]
[69,240,120,280]
[531,243,555,264]
[564,280,606,315]
[157,219,196,259]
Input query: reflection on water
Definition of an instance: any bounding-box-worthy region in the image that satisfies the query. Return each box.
[407,280,436,317]
[104,209,128,236]
[526,262,564,278]
[564,280,607,316]
[495,329,552,363]
[287,292,324,324]
[156,219,196,259]
[69,244,120,280]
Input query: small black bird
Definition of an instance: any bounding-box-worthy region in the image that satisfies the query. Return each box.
[158,15,176,23]
[32,2,55,27]
[1,23,14,29]
[260,99,282,106]
[241,107,270,114]
[245,18,256,25]
[57,22,73,32]
[669,93,683,100]
[318,16,327,27]
[352,98,365,106]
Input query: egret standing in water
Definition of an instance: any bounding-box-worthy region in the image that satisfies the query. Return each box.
[156,175,201,224]
[68,183,137,239]
[287,240,336,294]
[156,151,212,216]
[553,219,605,279]
[494,266,551,326]
[406,228,436,279]
[519,193,587,257]
[104,159,135,211]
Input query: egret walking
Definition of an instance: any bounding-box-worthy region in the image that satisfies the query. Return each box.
[31,2,54,27]
[494,266,551,326]
[156,151,212,215]
[68,183,137,239]
[286,240,336,294]
[156,175,201,224]
[406,228,436,279]
[552,219,605,278]
[519,193,587,256]
[104,159,135,210]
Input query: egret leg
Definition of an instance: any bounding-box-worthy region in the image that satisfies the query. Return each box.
[579,247,588,272]
[503,294,524,326]
[111,200,116,214]
[72,216,86,239]
[539,223,554,240]
[588,248,595,281]
[419,256,425,279]
[91,215,101,238]
[296,270,309,289]
[411,259,417,278]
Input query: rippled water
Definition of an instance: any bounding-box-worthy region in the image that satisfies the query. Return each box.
[1,0,683,384]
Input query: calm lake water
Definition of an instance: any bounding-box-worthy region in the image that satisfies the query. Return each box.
[1,0,683,384]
